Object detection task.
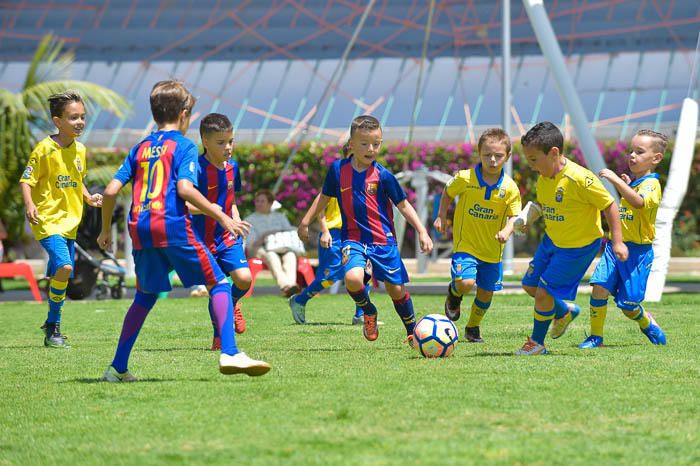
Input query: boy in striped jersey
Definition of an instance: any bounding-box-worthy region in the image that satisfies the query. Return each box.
[298,115,433,346]
[97,81,270,381]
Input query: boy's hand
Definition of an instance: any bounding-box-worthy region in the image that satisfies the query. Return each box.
[495,225,513,243]
[25,204,39,224]
[612,241,629,262]
[433,216,447,235]
[620,173,632,185]
[598,168,621,184]
[298,222,310,242]
[219,216,250,239]
[418,231,434,254]
[319,230,332,248]
[86,193,103,207]
[97,230,112,252]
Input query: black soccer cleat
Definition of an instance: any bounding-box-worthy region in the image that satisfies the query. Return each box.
[465,326,484,343]
[43,322,71,348]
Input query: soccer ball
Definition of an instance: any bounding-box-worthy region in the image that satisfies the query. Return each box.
[413,314,458,358]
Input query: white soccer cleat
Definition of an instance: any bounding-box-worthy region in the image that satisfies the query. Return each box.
[514,336,548,356]
[101,366,138,382]
[219,352,271,377]
[514,201,542,235]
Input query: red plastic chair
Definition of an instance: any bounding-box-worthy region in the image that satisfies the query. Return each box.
[0,262,43,302]
[245,256,315,297]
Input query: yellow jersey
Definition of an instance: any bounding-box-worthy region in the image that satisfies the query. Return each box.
[446,165,521,263]
[325,197,342,230]
[536,159,613,249]
[620,174,661,244]
[20,136,87,240]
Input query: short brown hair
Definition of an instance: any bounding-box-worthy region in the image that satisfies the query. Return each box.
[478,128,511,155]
[521,121,563,154]
[150,80,196,125]
[200,113,233,138]
[634,129,668,154]
[349,115,381,137]
[255,189,275,204]
[48,90,84,118]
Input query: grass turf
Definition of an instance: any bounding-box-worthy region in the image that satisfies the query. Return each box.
[0,293,698,465]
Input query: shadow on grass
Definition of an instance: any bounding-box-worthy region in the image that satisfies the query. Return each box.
[294,322,354,326]
[141,347,211,352]
[67,378,178,384]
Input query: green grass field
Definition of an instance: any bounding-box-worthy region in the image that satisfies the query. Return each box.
[1,293,698,465]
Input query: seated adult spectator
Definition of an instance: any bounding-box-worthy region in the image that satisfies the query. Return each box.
[244,190,302,297]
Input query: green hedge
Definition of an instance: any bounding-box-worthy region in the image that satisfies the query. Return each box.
[82,140,699,256]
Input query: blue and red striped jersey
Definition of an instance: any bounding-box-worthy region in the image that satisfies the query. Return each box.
[191,155,242,254]
[114,130,199,250]
[322,157,407,245]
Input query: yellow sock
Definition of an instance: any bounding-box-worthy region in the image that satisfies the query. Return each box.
[466,298,490,328]
[623,306,651,329]
[589,298,608,337]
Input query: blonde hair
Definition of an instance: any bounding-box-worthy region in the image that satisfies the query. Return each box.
[635,129,668,154]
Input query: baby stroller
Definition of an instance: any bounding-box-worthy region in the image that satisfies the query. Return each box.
[65,197,127,300]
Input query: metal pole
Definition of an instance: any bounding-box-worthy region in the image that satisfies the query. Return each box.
[521,0,618,201]
[408,0,436,143]
[502,0,514,275]
[272,0,377,195]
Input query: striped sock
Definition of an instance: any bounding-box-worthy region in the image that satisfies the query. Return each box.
[392,292,416,335]
[348,288,377,316]
[622,304,651,329]
[295,278,326,306]
[111,291,157,373]
[466,298,491,327]
[47,278,68,323]
[589,297,608,337]
[532,306,556,345]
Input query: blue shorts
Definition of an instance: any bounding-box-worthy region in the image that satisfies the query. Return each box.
[590,241,653,310]
[522,234,601,301]
[214,242,249,275]
[341,240,409,285]
[39,235,75,278]
[133,242,225,293]
[315,229,345,283]
[451,252,503,291]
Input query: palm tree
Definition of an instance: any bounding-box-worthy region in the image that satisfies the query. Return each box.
[0,34,130,240]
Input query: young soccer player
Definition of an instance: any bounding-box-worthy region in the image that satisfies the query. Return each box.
[289,146,367,326]
[190,113,250,350]
[580,129,668,348]
[433,128,521,343]
[298,115,433,345]
[517,121,628,355]
[97,81,270,381]
[19,90,103,348]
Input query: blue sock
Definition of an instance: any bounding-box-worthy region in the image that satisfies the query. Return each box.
[348,287,377,316]
[296,278,326,306]
[553,297,569,319]
[47,278,68,323]
[531,306,556,345]
[210,282,238,356]
[354,283,370,318]
[231,283,247,306]
[392,292,416,335]
[208,300,219,338]
[112,291,158,373]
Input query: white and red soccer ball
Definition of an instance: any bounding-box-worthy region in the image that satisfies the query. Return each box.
[412,314,458,358]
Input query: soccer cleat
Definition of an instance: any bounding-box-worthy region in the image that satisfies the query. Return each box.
[233,303,246,334]
[550,304,581,339]
[352,315,364,325]
[288,294,306,324]
[465,326,484,343]
[403,334,417,349]
[211,336,221,351]
[363,314,379,341]
[43,322,70,348]
[101,366,137,382]
[219,352,271,376]
[444,285,463,321]
[514,336,548,356]
[641,313,667,345]
[578,335,604,349]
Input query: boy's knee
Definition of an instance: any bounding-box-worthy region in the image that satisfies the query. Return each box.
[591,285,609,300]
[455,278,475,293]
[534,287,553,308]
[233,270,252,289]
[385,283,406,300]
[522,285,537,297]
[344,269,365,292]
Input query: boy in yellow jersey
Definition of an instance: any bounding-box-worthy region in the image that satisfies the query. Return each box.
[580,129,667,348]
[517,122,628,355]
[434,128,521,343]
[290,158,368,325]
[19,90,103,348]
